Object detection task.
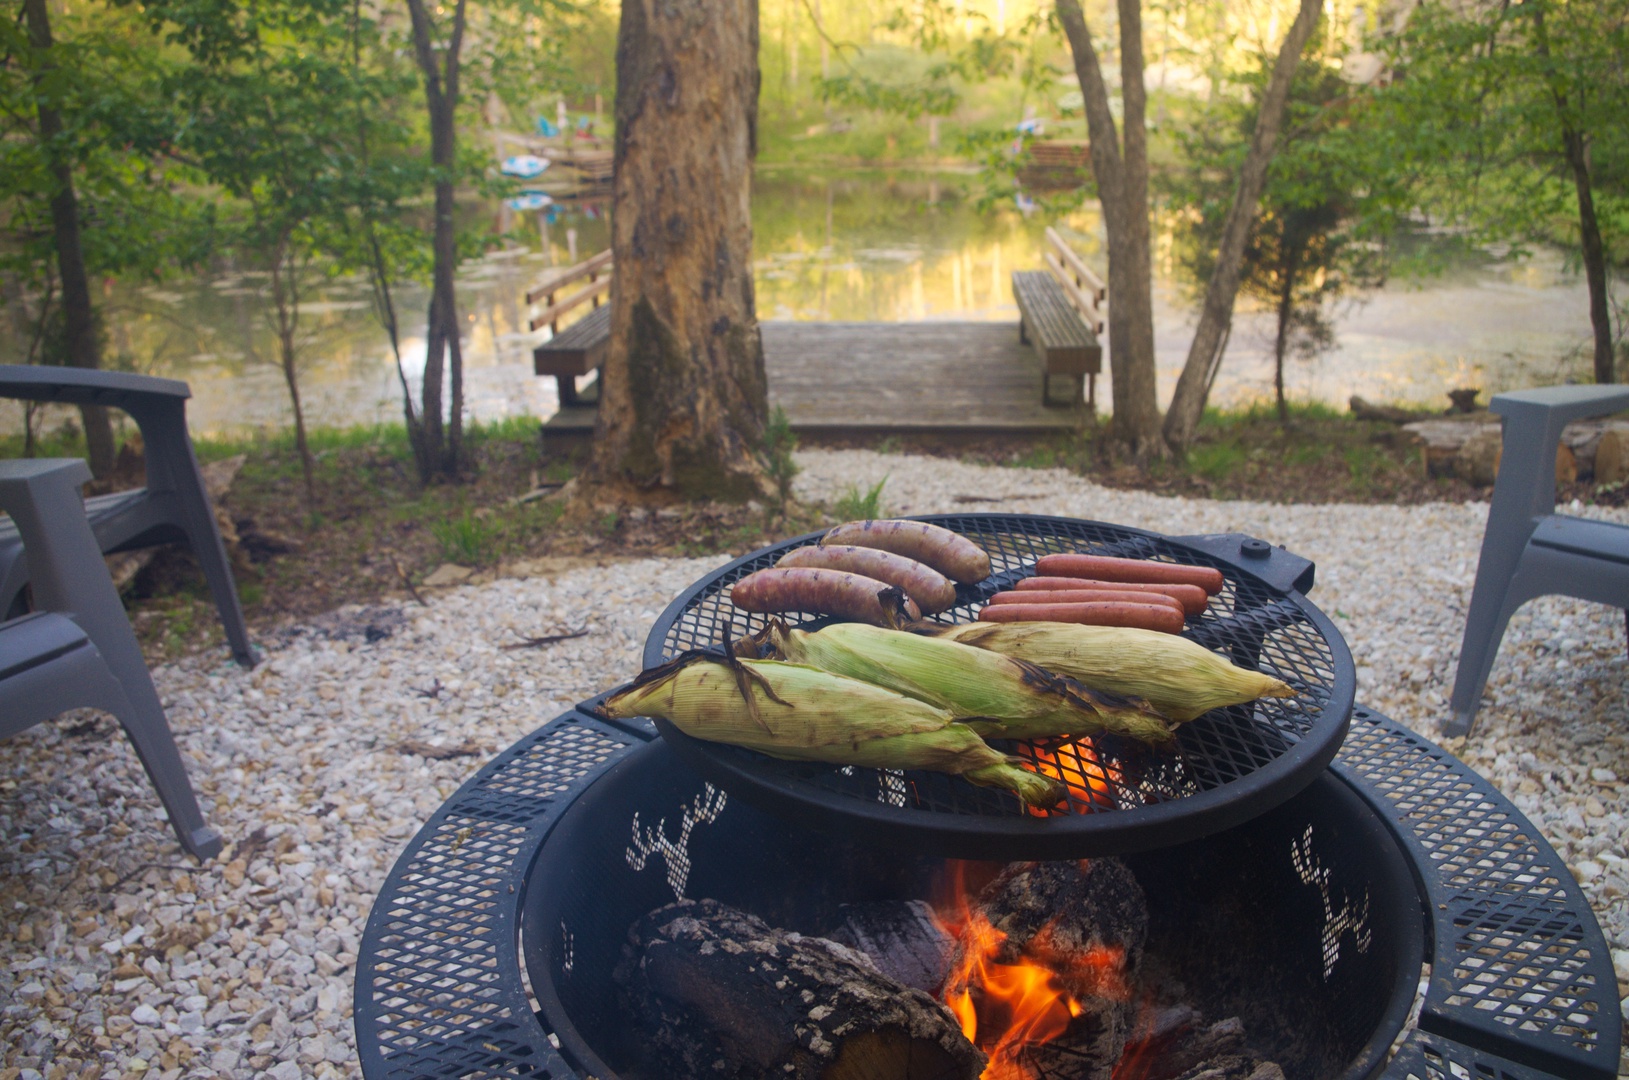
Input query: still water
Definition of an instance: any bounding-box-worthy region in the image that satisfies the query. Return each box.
[12,168,1604,438]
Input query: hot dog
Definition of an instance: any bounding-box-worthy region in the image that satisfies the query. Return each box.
[1012,577,1209,616]
[975,601,1185,634]
[821,520,992,584]
[1033,554,1225,596]
[731,567,922,626]
[987,589,1186,616]
[776,544,958,614]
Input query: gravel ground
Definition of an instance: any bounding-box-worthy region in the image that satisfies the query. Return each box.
[1,447,1626,1079]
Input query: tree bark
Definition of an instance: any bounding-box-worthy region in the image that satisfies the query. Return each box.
[267,234,316,505]
[1055,0,1163,458]
[404,0,467,481]
[1273,259,1295,422]
[22,0,116,477]
[588,0,772,502]
[1161,0,1323,451]
[1564,131,1614,384]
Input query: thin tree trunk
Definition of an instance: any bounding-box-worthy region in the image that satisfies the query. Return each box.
[588,0,771,502]
[404,0,467,480]
[1563,131,1615,383]
[268,236,316,505]
[1055,0,1162,459]
[22,0,115,477]
[1531,0,1615,383]
[1162,0,1323,451]
[1273,260,1295,422]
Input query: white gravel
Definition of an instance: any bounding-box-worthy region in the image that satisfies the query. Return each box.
[1,448,1625,1078]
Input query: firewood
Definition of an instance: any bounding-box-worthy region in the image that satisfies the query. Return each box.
[615,898,985,1080]
[958,859,1149,1080]
[826,899,956,994]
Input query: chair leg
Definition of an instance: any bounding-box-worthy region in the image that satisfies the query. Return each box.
[1446,579,1529,738]
[173,490,255,667]
[107,681,224,860]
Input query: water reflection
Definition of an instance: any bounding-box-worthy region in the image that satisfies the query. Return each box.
[3,169,1604,439]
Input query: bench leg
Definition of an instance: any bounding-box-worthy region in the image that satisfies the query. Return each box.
[557,374,580,407]
[1087,373,1096,412]
[1019,319,1028,346]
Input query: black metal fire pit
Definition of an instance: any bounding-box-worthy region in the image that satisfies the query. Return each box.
[354,703,1622,1080]
[640,515,1355,859]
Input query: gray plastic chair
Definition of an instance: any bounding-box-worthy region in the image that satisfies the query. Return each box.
[0,459,222,859]
[1445,384,1629,737]
[0,365,253,666]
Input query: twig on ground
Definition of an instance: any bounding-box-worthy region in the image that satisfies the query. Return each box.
[114,863,200,888]
[413,678,445,699]
[500,627,590,650]
[395,739,485,760]
[394,560,428,607]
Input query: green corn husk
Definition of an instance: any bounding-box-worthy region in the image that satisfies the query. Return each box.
[923,621,1296,722]
[602,655,1064,808]
[755,620,1175,745]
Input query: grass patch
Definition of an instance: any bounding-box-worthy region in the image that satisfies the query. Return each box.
[834,476,888,520]
[430,510,498,564]
[1186,443,1247,482]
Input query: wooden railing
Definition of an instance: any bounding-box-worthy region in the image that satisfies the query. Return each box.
[527,249,613,333]
[1043,227,1106,336]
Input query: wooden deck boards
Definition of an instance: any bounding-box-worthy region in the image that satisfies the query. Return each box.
[542,320,1087,442]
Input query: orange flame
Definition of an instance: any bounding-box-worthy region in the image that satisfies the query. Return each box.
[1025,741,1119,818]
[936,862,1130,1080]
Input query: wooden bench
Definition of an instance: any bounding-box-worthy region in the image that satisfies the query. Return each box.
[528,250,613,407]
[1011,270,1102,408]
[534,304,610,406]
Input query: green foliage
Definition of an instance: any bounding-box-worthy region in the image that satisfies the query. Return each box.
[1186,442,1246,482]
[833,476,888,520]
[1164,38,1400,418]
[431,509,497,564]
[762,405,800,508]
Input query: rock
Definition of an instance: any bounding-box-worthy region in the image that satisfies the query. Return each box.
[1453,428,1503,486]
[421,563,475,588]
[130,1004,162,1026]
[1595,430,1629,485]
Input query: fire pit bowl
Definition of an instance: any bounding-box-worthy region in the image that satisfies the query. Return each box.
[523,738,1421,1080]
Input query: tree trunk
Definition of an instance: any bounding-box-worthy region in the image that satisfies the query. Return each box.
[22,0,116,477]
[268,235,316,505]
[1564,131,1614,384]
[1055,0,1163,459]
[404,0,467,481]
[1161,0,1323,452]
[588,0,772,502]
[1273,260,1295,422]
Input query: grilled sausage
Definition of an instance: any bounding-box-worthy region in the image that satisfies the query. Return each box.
[987,588,1186,616]
[1012,576,1209,616]
[776,544,958,614]
[1033,554,1225,596]
[975,600,1186,634]
[821,520,992,584]
[731,567,922,626]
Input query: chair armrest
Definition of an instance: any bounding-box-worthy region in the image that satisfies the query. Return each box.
[1492,384,1629,428]
[0,365,191,408]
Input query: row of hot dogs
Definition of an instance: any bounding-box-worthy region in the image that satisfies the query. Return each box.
[729,520,1223,633]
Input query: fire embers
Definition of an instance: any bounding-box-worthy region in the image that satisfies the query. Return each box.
[939,860,1147,1080]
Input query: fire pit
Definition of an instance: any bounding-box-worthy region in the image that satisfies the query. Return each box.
[354,519,1623,1080]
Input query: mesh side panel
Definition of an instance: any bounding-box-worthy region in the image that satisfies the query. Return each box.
[358,713,635,1080]
[649,515,1346,823]
[1389,1029,1561,1080]
[1335,712,1619,1080]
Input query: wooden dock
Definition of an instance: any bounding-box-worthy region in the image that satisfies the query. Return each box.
[542,320,1088,444]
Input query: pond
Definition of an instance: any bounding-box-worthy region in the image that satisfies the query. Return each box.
[8,167,1604,439]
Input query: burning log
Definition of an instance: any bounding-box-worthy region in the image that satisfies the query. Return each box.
[943,859,1148,1080]
[615,898,985,1080]
[827,899,957,995]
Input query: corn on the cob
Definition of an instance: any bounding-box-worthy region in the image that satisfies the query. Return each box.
[923,621,1295,722]
[759,621,1175,744]
[602,655,1065,807]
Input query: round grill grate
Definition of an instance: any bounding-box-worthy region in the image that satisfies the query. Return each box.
[639,513,1356,858]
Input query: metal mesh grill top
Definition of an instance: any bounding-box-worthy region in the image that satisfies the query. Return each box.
[639,514,1356,858]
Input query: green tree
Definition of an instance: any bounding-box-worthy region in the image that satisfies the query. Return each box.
[1,0,203,472]
[1164,44,1396,421]
[1373,0,1628,382]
